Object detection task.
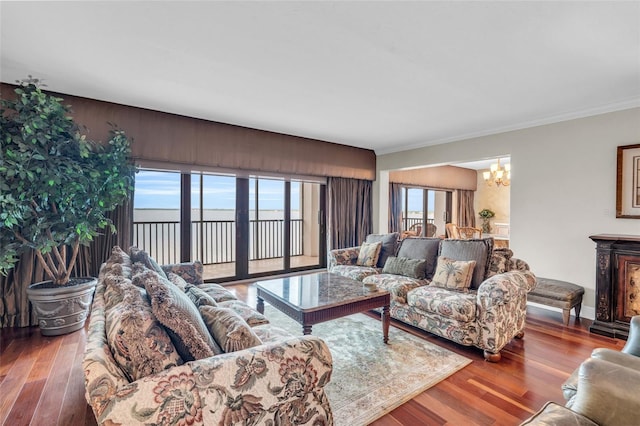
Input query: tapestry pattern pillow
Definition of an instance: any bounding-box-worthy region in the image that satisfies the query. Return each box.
[129,246,168,280]
[356,241,382,267]
[135,268,222,361]
[218,300,270,327]
[199,306,263,353]
[105,280,183,381]
[431,257,476,292]
[185,284,218,307]
[197,283,238,302]
[382,256,427,280]
[167,272,189,292]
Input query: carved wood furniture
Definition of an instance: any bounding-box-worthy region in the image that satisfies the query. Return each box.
[589,234,640,339]
[255,271,391,342]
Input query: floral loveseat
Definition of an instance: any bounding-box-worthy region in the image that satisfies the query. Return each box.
[83,246,333,425]
[329,236,536,362]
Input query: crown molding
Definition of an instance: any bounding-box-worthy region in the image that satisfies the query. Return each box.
[376,98,640,156]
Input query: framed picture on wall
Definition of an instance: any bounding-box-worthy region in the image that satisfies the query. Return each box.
[616,143,640,218]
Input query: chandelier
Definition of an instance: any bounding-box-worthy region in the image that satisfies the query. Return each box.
[483,159,511,187]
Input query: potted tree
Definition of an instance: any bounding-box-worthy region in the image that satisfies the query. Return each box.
[0,77,135,335]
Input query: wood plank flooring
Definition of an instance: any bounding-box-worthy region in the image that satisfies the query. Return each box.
[0,282,624,426]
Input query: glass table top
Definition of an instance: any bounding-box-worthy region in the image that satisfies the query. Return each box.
[255,272,386,310]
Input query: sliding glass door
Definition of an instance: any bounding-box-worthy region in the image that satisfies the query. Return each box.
[134,169,325,282]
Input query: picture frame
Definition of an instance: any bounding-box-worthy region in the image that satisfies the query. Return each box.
[616,143,640,218]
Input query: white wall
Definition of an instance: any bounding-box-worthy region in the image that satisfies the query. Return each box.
[374,107,640,319]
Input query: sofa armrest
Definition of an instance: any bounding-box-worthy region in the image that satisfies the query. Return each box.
[88,335,333,425]
[519,401,597,426]
[161,260,204,285]
[476,270,535,354]
[477,270,536,306]
[328,246,360,269]
[569,358,640,426]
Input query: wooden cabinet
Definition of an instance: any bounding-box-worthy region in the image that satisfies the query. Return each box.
[589,234,640,339]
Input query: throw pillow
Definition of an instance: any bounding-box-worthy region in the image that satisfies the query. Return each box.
[487,248,514,277]
[197,283,238,302]
[439,238,494,290]
[356,241,382,267]
[199,306,263,353]
[396,237,442,279]
[167,272,189,292]
[365,233,400,268]
[185,284,218,307]
[129,246,168,280]
[382,256,427,280]
[218,300,270,326]
[135,268,222,361]
[431,257,476,292]
[105,282,183,381]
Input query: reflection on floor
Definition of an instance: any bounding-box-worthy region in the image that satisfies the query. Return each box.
[203,255,320,280]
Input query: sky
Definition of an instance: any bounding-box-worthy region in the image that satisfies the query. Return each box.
[134,170,431,212]
[134,170,300,210]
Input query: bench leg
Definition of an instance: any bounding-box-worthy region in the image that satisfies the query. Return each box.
[574,303,581,320]
[562,309,570,326]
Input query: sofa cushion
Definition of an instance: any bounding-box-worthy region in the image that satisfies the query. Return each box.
[198,283,238,302]
[431,257,476,292]
[105,283,183,381]
[330,265,379,281]
[362,274,426,304]
[199,306,263,352]
[397,237,441,279]
[218,300,270,326]
[407,285,477,322]
[439,238,494,289]
[365,232,400,267]
[382,256,427,280]
[135,268,222,360]
[356,241,382,267]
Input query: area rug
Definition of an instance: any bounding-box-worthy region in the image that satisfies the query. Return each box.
[262,305,472,425]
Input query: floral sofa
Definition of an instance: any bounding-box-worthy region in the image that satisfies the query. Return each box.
[329,236,536,362]
[83,246,333,425]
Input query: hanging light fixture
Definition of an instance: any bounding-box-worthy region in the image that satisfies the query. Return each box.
[483,158,511,187]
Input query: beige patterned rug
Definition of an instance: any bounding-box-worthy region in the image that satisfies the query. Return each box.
[263,305,472,425]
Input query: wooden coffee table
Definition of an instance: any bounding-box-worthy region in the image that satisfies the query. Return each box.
[255,272,391,343]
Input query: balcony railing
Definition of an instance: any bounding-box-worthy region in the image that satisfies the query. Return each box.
[133,219,304,266]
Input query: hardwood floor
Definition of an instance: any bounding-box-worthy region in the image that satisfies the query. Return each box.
[0,283,624,426]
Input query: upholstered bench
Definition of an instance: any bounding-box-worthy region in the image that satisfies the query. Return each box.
[528,278,584,325]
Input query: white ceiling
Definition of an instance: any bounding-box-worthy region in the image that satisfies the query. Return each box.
[1,1,639,156]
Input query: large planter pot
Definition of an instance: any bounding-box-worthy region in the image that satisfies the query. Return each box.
[26,277,98,336]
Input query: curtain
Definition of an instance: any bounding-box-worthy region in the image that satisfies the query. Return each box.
[86,197,134,277]
[327,177,372,251]
[457,189,476,227]
[389,182,403,233]
[0,196,133,328]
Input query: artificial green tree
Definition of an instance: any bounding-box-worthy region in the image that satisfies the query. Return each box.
[0,77,135,285]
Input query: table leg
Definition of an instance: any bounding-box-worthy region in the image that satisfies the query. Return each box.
[302,325,312,335]
[257,296,265,314]
[382,304,390,344]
